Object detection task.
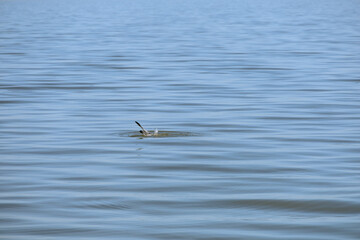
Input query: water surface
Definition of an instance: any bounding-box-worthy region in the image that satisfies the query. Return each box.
[1,0,360,239]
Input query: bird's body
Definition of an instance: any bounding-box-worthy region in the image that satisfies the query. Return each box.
[135,121,158,136]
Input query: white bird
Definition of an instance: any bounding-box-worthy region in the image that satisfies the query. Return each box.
[135,121,158,136]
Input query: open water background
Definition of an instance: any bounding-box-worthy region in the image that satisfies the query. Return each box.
[1,0,360,239]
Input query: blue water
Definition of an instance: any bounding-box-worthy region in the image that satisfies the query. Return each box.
[1,0,360,239]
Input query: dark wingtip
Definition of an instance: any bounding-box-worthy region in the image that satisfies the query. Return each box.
[135,121,141,127]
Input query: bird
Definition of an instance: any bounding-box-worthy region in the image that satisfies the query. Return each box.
[135,121,158,136]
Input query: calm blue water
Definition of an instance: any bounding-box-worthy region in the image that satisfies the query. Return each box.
[1,0,360,239]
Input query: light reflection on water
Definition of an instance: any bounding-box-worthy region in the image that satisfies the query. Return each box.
[1,0,360,239]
